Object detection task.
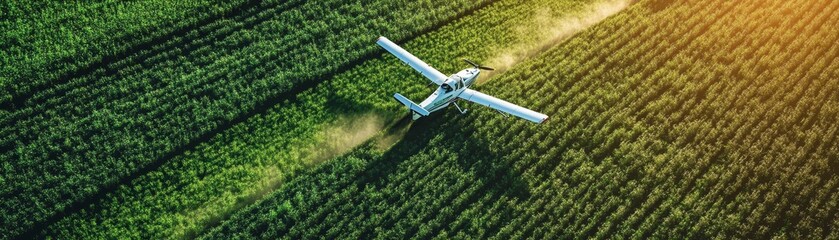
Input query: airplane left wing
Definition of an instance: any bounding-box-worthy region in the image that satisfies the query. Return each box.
[459,89,548,124]
[376,36,447,85]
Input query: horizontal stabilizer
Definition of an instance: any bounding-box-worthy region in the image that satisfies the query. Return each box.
[393,93,430,116]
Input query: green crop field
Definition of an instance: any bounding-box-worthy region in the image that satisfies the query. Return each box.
[3,0,838,239]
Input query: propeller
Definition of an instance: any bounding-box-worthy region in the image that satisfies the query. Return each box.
[463,59,495,71]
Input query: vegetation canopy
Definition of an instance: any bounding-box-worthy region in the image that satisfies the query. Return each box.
[3,0,837,239]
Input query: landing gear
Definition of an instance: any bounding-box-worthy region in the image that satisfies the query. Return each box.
[453,102,468,114]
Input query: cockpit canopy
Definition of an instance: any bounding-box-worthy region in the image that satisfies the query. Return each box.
[441,83,453,93]
[440,76,465,93]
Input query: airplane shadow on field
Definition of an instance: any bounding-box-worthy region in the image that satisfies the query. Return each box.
[342,108,532,235]
[359,111,530,194]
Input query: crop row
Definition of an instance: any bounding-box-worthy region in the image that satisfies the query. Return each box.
[0,0,251,106]
[204,0,839,238]
[1,0,494,237]
[34,0,613,237]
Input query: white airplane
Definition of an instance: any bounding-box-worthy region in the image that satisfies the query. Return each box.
[376,36,548,124]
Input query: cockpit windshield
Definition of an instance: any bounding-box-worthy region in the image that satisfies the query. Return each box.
[441,84,453,93]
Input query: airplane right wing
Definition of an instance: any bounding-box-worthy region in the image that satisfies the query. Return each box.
[376,36,447,85]
[459,89,548,124]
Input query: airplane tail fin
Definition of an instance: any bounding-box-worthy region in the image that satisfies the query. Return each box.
[393,93,429,118]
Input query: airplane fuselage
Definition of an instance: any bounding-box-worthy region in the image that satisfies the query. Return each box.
[417,68,480,115]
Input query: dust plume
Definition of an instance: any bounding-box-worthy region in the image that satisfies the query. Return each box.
[374,114,414,151]
[478,0,630,84]
[304,113,387,166]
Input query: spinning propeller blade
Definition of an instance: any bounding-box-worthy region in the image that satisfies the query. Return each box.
[463,59,494,71]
